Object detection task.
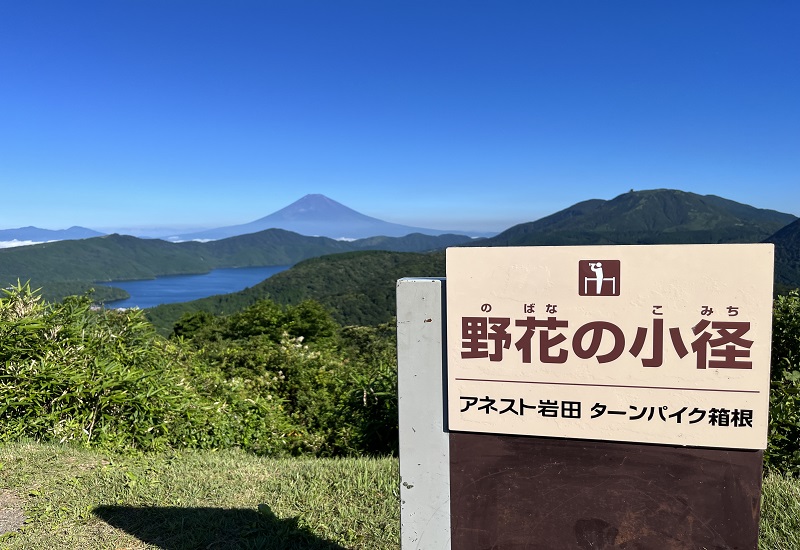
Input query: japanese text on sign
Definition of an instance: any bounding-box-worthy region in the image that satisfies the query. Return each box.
[460,308,753,370]
[445,245,774,449]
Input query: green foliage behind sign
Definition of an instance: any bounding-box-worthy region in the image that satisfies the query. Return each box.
[0,282,397,457]
[3,281,800,473]
[0,282,302,455]
[766,290,800,475]
[176,298,398,456]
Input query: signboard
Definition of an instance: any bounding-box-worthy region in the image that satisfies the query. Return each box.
[446,244,774,449]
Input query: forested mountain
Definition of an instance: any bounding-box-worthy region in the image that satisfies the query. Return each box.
[767,219,800,290]
[5,188,797,334]
[481,189,796,246]
[147,190,800,335]
[0,230,470,301]
[1,234,211,283]
[146,250,446,333]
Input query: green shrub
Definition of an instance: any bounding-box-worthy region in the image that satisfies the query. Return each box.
[6,280,800,468]
[0,283,299,455]
[182,299,399,456]
[11,279,800,469]
[171,310,215,339]
[337,324,398,455]
[766,290,800,475]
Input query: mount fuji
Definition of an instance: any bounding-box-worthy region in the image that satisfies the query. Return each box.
[171,194,490,241]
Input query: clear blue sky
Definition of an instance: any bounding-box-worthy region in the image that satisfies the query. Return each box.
[1,1,798,234]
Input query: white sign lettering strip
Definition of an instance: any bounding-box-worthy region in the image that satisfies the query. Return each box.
[445,244,774,450]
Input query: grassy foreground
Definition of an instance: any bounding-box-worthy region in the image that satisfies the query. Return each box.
[1,442,800,549]
[0,442,399,549]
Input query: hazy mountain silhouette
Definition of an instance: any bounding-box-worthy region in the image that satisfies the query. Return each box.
[0,226,104,244]
[173,194,491,241]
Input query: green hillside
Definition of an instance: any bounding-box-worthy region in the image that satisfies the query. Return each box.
[5,189,797,334]
[144,190,800,335]
[0,230,470,302]
[767,219,800,290]
[0,234,210,283]
[146,250,446,333]
[483,189,796,246]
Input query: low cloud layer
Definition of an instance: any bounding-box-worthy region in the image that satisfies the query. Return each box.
[0,240,47,249]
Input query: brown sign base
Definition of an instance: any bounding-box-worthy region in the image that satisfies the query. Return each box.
[450,432,762,550]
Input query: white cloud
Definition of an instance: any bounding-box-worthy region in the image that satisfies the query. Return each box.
[0,240,47,249]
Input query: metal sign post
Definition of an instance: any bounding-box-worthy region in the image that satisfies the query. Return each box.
[397,278,451,550]
[398,244,773,549]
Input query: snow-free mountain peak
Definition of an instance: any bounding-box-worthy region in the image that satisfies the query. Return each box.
[173,194,488,241]
[253,194,382,223]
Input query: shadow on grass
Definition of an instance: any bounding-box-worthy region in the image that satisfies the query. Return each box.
[93,504,348,550]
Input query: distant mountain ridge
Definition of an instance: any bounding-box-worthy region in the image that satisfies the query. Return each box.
[0,228,473,302]
[4,190,792,246]
[144,189,800,333]
[0,195,492,245]
[0,226,104,245]
[481,189,796,246]
[4,188,799,315]
[173,194,492,241]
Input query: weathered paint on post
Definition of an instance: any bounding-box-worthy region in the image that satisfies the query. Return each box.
[397,278,451,550]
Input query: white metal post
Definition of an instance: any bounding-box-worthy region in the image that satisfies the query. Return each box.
[396,278,451,550]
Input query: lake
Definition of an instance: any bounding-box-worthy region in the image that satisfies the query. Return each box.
[100,265,291,309]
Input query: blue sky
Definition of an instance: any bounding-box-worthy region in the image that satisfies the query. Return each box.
[1,1,798,235]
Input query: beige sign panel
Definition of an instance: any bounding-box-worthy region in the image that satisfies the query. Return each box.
[445,244,774,449]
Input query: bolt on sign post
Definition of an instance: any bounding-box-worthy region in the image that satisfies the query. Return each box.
[442,244,773,549]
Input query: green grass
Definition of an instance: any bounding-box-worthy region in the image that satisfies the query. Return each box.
[760,473,800,548]
[1,441,800,549]
[0,442,399,549]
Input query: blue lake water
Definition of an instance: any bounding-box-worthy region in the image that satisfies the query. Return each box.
[100,265,291,309]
